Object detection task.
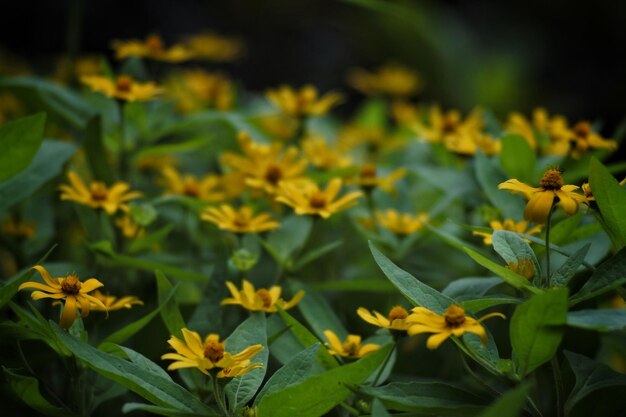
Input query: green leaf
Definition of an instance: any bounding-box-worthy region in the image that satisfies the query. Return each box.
[370,242,455,313]
[589,157,626,249]
[256,345,392,417]
[84,115,115,183]
[7,302,68,355]
[510,288,568,376]
[0,140,76,213]
[101,343,173,381]
[500,134,536,183]
[474,152,524,219]
[90,240,209,282]
[0,113,46,183]
[551,243,590,287]
[263,215,313,266]
[491,230,541,281]
[130,203,158,226]
[122,403,218,417]
[292,240,342,271]
[461,297,519,313]
[51,323,212,414]
[156,271,186,338]
[360,381,487,415]
[225,313,268,413]
[570,246,626,305]
[2,367,70,417]
[566,309,626,332]
[477,383,531,417]
[0,245,56,308]
[311,279,396,293]
[290,280,347,339]
[371,399,391,417]
[564,351,626,414]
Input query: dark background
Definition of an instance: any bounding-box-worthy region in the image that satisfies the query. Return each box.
[2,0,626,133]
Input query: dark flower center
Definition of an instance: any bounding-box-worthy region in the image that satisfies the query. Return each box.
[540,168,564,190]
[388,306,409,321]
[359,164,377,178]
[116,76,133,93]
[90,183,109,202]
[256,289,273,307]
[264,165,283,185]
[309,191,327,209]
[573,121,591,139]
[444,304,466,327]
[146,35,164,52]
[61,274,82,295]
[204,341,225,363]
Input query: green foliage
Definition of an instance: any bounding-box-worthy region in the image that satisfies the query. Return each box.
[589,157,626,249]
[477,383,531,417]
[570,246,626,305]
[491,230,541,281]
[0,113,46,183]
[2,367,70,417]
[566,309,626,332]
[499,134,536,183]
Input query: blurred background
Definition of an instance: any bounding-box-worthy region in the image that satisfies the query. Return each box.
[1,0,625,132]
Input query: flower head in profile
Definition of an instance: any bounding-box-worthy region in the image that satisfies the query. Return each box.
[323,330,381,359]
[375,210,428,235]
[357,306,411,331]
[115,213,145,239]
[162,329,263,378]
[266,85,343,118]
[276,178,363,219]
[568,121,617,158]
[201,204,280,234]
[158,167,225,202]
[81,74,163,102]
[498,167,587,223]
[59,171,142,215]
[350,164,406,194]
[222,280,304,313]
[413,106,483,146]
[18,265,106,328]
[88,290,143,312]
[112,34,192,62]
[406,304,505,350]
[347,63,421,97]
[473,219,542,245]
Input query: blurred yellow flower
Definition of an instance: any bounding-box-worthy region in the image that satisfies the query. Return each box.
[222,280,304,313]
[89,290,143,312]
[0,93,23,124]
[357,306,411,331]
[201,204,280,234]
[59,171,142,215]
[413,107,483,146]
[276,178,363,219]
[323,330,381,359]
[444,132,501,156]
[112,34,192,62]
[136,154,178,172]
[338,125,405,154]
[81,75,163,102]
[167,69,235,113]
[115,213,145,239]
[1,216,36,239]
[391,100,421,125]
[406,304,505,350]
[473,219,542,245]
[498,168,586,223]
[505,108,571,155]
[568,121,617,158]
[375,210,428,235]
[350,164,406,193]
[184,32,244,62]
[266,85,343,118]
[256,114,300,141]
[18,265,106,328]
[162,328,263,378]
[347,64,421,97]
[159,167,225,202]
[301,135,352,170]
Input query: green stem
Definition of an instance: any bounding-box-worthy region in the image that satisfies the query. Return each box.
[118,101,128,180]
[372,341,395,386]
[338,402,360,416]
[551,357,564,417]
[544,205,555,288]
[212,375,229,416]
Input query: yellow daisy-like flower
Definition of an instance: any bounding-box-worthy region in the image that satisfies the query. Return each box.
[18,265,106,328]
[167,69,234,113]
[276,178,363,219]
[266,85,343,118]
[183,32,244,62]
[88,290,143,312]
[357,306,412,331]
[413,106,483,146]
[347,63,421,97]
[111,34,192,63]
[301,135,352,170]
[505,108,570,152]
[406,304,505,350]
[81,75,163,102]
[568,121,617,159]
[200,204,280,234]
[256,114,300,141]
[115,213,145,239]
[323,330,381,359]
[444,132,501,156]
[351,164,406,194]
[59,171,142,215]
[472,219,542,245]
[221,280,304,313]
[498,167,587,223]
[391,100,421,125]
[1,216,36,239]
[158,167,225,202]
[375,210,428,235]
[162,328,263,378]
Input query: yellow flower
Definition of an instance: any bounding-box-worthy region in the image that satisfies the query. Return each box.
[201,204,280,234]
[266,85,343,118]
[183,32,244,62]
[347,64,421,97]
[222,280,304,313]
[276,178,363,219]
[350,164,406,193]
[337,125,405,154]
[162,328,263,378]
[167,69,234,113]
[81,75,163,102]
[413,106,483,145]
[406,304,505,350]
[506,258,535,280]
[473,219,542,245]
[444,132,501,156]
[391,100,421,125]
[59,171,142,215]
[301,135,352,170]
[505,108,571,155]
[158,167,225,202]
[1,216,36,239]
[323,330,381,359]
[568,121,617,158]
[89,290,143,312]
[256,114,300,141]
[581,178,626,202]
[375,210,428,235]
[18,265,106,328]
[498,167,587,223]
[115,213,145,239]
[111,34,192,62]
[357,306,412,331]
[136,154,178,172]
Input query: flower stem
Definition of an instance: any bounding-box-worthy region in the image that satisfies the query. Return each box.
[544,204,555,288]
[211,375,229,416]
[551,357,564,417]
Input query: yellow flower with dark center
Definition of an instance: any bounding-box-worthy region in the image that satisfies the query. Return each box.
[375,210,428,235]
[347,64,421,97]
[81,75,163,102]
[162,328,263,378]
[275,178,363,219]
[201,205,280,234]
[498,167,587,223]
[301,135,352,170]
[59,171,142,215]
[351,164,406,194]
[184,33,244,62]
[18,265,106,328]
[324,330,381,359]
[266,85,343,118]
[88,290,143,312]
[413,106,483,146]
[167,69,234,113]
[357,306,412,331]
[158,167,225,202]
[506,258,535,280]
[1,216,36,239]
[112,34,192,62]
[473,219,542,245]
[568,121,617,158]
[222,280,304,313]
[406,304,505,350]
[505,108,570,153]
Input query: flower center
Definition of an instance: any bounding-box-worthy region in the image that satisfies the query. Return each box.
[256,289,273,307]
[90,183,109,202]
[359,164,377,179]
[146,34,164,52]
[342,340,360,357]
[233,216,250,228]
[116,76,133,93]
[388,305,409,321]
[442,115,459,134]
[573,121,591,138]
[539,168,564,190]
[444,304,466,328]
[309,191,327,209]
[183,179,199,197]
[264,164,283,185]
[204,340,225,363]
[61,274,82,295]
